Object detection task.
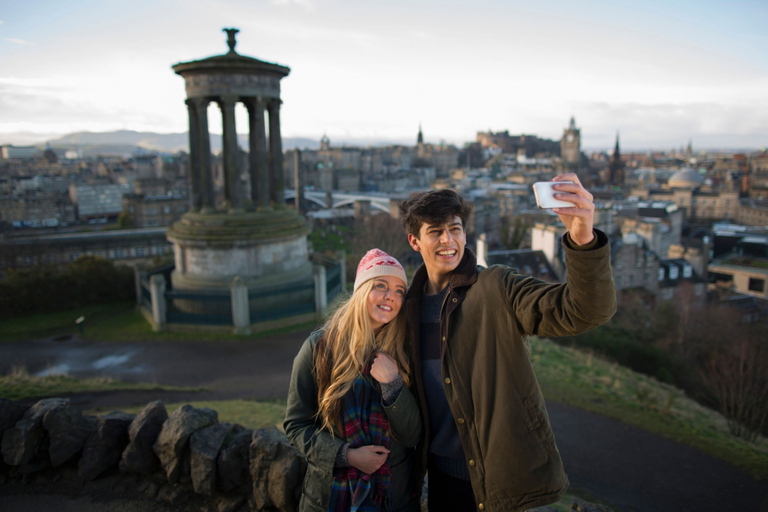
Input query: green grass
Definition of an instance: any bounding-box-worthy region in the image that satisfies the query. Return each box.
[3,305,766,484]
[0,302,136,342]
[308,229,349,254]
[0,365,202,402]
[88,398,288,431]
[0,302,317,343]
[531,336,768,480]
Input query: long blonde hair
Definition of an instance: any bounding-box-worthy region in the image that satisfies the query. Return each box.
[314,278,410,434]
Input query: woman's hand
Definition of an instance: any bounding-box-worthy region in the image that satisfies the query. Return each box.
[370,351,399,384]
[347,445,390,474]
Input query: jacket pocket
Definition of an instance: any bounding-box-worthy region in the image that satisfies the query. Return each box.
[300,460,332,512]
[522,396,556,451]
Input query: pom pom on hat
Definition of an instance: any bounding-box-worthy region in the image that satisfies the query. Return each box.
[354,248,407,292]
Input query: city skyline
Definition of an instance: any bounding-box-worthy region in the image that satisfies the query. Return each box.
[1,0,766,152]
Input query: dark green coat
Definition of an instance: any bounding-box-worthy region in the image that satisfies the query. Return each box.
[284,331,423,512]
[405,230,617,512]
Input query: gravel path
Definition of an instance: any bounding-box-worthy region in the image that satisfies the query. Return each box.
[1,332,766,512]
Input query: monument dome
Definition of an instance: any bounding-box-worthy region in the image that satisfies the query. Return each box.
[668,168,704,189]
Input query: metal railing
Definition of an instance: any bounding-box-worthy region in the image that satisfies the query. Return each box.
[165,288,232,325]
[138,259,344,330]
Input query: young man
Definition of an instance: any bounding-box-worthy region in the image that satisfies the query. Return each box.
[399,174,616,512]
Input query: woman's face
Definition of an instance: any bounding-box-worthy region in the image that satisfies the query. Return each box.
[366,276,406,332]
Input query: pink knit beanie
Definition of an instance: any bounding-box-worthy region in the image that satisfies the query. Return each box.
[354,249,407,292]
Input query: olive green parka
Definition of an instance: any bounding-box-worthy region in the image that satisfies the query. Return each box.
[405,230,616,512]
[284,332,423,512]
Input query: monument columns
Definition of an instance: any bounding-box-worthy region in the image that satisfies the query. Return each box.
[219,94,242,212]
[244,97,271,210]
[267,99,285,207]
[192,97,215,212]
[185,99,202,211]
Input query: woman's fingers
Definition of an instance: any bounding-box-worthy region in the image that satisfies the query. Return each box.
[347,445,390,474]
[370,351,399,383]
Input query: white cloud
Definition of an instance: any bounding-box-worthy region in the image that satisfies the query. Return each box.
[6,38,33,45]
[269,0,316,11]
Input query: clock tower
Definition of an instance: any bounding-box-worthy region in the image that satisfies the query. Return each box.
[561,116,580,167]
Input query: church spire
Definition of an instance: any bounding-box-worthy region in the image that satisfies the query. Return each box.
[417,123,424,145]
[609,132,624,187]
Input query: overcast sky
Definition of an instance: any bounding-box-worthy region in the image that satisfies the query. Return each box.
[1,0,766,151]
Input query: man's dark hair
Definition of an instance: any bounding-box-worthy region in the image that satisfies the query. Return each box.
[398,189,474,238]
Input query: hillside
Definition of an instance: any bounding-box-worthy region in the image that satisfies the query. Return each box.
[42,130,321,155]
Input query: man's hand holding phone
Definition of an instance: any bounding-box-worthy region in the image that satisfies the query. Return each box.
[532,175,595,246]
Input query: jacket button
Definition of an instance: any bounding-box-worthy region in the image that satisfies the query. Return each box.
[452,298,457,303]
[442,336,446,341]
[392,405,397,410]
[457,418,465,424]
[469,459,476,467]
[478,503,484,510]
[444,377,451,384]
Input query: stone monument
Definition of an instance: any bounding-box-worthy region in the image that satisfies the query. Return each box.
[167,28,312,315]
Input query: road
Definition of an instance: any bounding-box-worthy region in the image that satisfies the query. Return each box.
[0,333,766,512]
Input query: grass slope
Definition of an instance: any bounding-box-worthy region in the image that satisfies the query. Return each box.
[0,301,317,343]
[95,399,289,431]
[0,365,202,402]
[530,336,768,480]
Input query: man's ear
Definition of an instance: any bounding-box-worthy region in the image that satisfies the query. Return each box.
[408,233,421,252]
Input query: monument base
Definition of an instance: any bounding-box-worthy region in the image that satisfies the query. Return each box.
[166,207,314,317]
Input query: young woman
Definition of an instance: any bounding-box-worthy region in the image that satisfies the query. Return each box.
[285,249,422,512]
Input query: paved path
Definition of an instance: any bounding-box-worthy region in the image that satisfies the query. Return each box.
[1,333,766,512]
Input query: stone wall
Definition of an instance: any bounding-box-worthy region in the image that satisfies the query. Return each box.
[0,397,305,512]
[0,397,615,512]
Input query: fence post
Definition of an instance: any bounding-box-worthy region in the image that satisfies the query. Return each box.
[336,250,347,292]
[231,276,251,335]
[313,264,328,313]
[149,274,166,332]
[133,263,146,307]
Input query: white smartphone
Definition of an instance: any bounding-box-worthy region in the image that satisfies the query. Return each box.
[532,181,576,209]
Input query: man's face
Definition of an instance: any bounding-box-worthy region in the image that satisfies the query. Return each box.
[408,216,466,281]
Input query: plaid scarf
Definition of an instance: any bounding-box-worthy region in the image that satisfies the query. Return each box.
[327,365,392,512]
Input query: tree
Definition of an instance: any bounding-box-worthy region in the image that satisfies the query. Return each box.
[698,319,768,442]
[499,216,529,250]
[345,215,412,285]
[117,211,134,228]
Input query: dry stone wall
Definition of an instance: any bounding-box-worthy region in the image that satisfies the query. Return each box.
[0,397,615,512]
[0,397,305,512]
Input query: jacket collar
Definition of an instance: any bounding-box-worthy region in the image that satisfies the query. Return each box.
[406,247,479,300]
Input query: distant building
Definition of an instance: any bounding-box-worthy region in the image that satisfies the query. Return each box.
[0,192,76,228]
[737,199,768,226]
[611,232,661,302]
[749,152,768,199]
[616,201,684,257]
[1,145,40,160]
[708,256,768,301]
[656,257,707,304]
[0,227,173,273]
[122,193,188,228]
[607,134,624,187]
[475,235,560,283]
[466,194,501,244]
[69,183,130,220]
[476,130,560,158]
[560,117,581,166]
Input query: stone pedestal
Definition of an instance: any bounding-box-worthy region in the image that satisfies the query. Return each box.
[167,208,312,316]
